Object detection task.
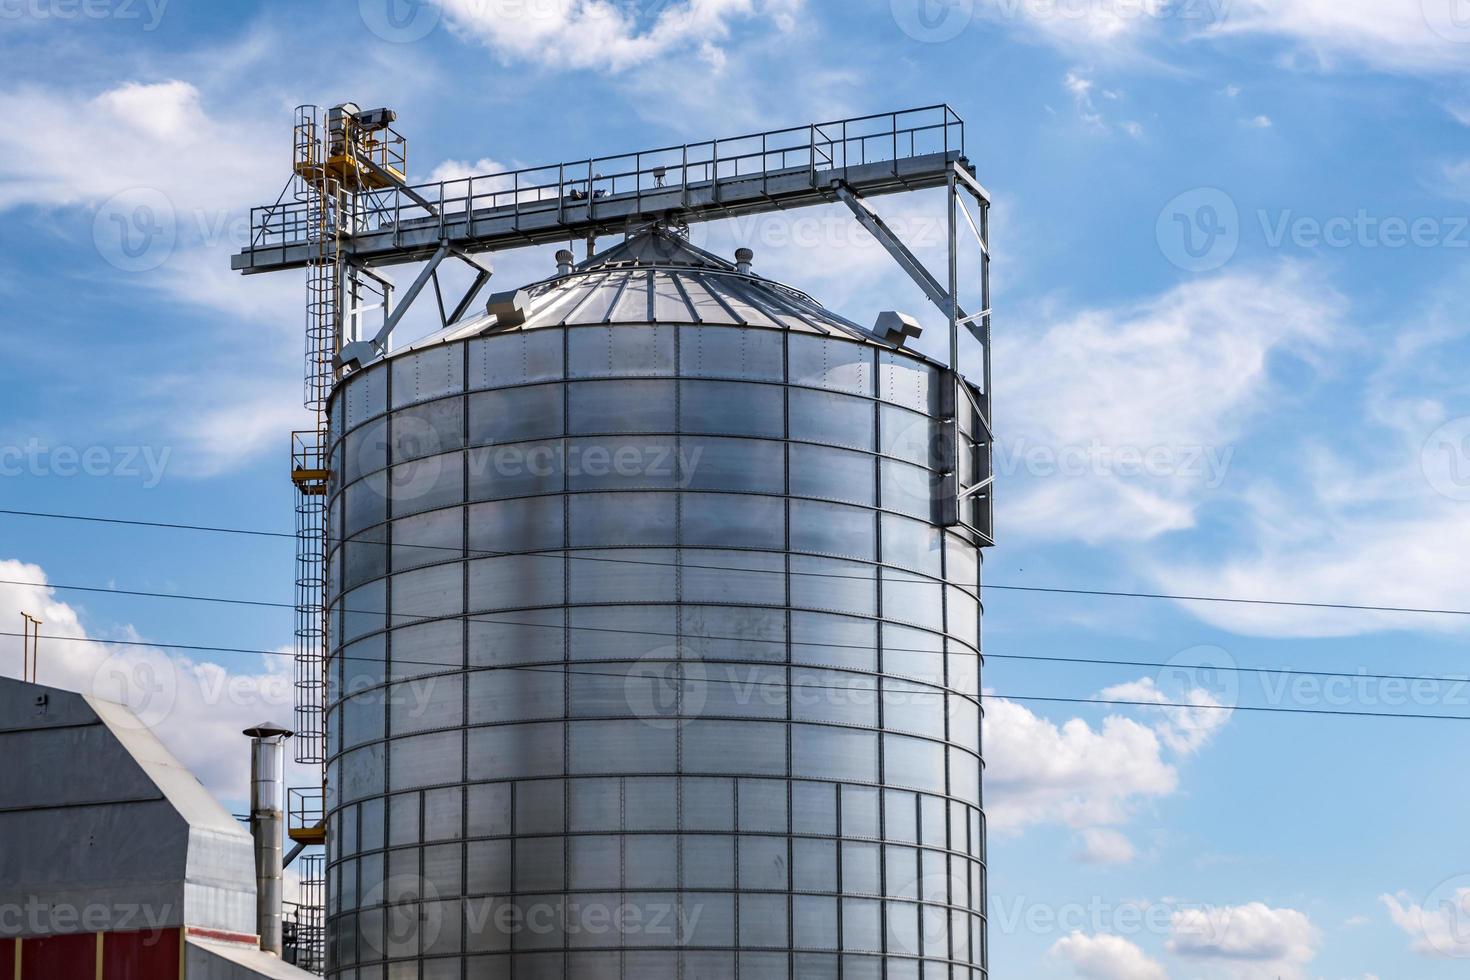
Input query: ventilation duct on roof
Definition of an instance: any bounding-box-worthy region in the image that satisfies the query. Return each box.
[874,310,923,346]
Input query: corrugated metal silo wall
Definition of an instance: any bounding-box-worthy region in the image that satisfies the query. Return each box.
[322,322,987,978]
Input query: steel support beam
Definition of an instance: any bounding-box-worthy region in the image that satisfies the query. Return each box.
[336,241,449,368]
[832,182,984,345]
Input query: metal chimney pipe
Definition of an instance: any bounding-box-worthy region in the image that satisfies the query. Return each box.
[243,722,293,956]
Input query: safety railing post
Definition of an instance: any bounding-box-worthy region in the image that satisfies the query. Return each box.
[892,112,898,175]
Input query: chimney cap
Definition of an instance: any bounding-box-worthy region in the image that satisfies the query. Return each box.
[243,721,294,739]
[555,249,575,264]
[734,247,754,263]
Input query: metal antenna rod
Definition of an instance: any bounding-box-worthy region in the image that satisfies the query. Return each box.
[20,612,40,683]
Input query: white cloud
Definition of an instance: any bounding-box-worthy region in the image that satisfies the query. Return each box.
[1381,888,1470,959]
[1242,114,1272,128]
[984,691,1178,834]
[983,0,1155,48]
[1209,1,1470,75]
[0,558,309,805]
[998,267,1339,545]
[1151,312,1470,638]
[436,0,800,72]
[0,79,278,213]
[1076,827,1138,865]
[0,77,316,474]
[1051,931,1168,980]
[1168,903,1320,979]
[1066,71,1109,130]
[428,156,512,184]
[1098,676,1230,754]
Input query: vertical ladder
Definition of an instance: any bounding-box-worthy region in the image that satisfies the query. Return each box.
[290,105,336,767]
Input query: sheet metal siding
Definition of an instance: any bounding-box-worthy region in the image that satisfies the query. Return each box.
[323,324,987,979]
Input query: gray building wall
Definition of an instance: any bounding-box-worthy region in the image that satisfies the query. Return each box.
[0,677,258,939]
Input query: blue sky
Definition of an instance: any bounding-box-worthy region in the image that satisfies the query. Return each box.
[3,1,1470,977]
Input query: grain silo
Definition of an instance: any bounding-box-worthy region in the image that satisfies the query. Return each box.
[319,226,988,978]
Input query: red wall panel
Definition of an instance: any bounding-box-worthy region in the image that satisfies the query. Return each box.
[1,938,15,980]
[19,933,93,980]
[101,927,180,980]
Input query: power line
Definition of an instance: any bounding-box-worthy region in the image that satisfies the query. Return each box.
[989,694,1467,723]
[4,506,1469,619]
[5,620,1464,696]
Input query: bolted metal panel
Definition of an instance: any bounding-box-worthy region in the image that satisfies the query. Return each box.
[321,232,987,979]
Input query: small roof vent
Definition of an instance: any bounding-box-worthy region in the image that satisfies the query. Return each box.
[735,247,754,275]
[874,310,923,347]
[486,288,530,328]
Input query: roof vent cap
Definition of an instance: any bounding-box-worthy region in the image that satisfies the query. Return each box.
[874,310,923,347]
[486,288,530,328]
[555,249,575,276]
[734,247,754,275]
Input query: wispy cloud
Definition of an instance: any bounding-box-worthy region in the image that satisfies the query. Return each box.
[435,0,802,72]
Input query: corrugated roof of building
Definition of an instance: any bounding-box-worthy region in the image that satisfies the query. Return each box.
[398,226,891,355]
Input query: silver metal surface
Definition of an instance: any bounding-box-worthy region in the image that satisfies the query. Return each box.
[0,677,261,939]
[320,231,989,978]
[246,721,293,956]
